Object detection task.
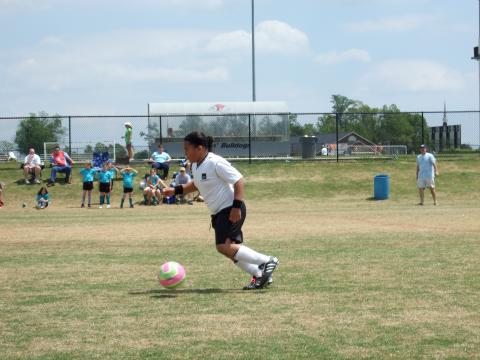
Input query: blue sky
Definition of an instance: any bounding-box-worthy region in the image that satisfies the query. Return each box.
[0,0,478,117]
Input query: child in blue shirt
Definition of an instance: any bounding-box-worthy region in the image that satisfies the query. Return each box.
[36,187,50,209]
[98,163,114,208]
[80,161,97,208]
[143,168,167,205]
[120,166,138,208]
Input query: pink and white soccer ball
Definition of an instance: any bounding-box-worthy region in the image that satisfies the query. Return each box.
[158,261,186,289]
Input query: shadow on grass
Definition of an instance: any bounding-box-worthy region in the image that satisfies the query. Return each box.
[129,288,260,299]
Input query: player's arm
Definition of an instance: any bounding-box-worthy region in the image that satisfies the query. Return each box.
[163,180,197,197]
[416,164,419,180]
[229,178,244,223]
[433,162,439,176]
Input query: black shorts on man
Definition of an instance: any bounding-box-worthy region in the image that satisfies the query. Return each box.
[83,181,94,191]
[123,187,133,193]
[211,202,246,245]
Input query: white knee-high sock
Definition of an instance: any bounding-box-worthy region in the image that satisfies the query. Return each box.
[234,245,269,265]
[235,261,262,277]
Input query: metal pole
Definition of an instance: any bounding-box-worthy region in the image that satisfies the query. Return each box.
[421,112,425,145]
[335,113,339,163]
[68,116,72,156]
[147,103,151,148]
[159,116,163,144]
[251,0,256,102]
[248,115,252,164]
[478,0,480,151]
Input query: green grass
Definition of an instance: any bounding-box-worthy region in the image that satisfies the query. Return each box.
[0,156,480,359]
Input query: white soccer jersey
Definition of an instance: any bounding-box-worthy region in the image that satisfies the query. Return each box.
[192,152,242,215]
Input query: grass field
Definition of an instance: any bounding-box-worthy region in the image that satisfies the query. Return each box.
[1,156,480,359]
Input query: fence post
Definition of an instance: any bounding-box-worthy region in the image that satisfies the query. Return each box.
[335,112,339,163]
[159,116,163,144]
[248,114,252,164]
[68,116,72,156]
[421,112,425,145]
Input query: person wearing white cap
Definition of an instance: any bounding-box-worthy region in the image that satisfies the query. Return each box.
[416,144,439,206]
[124,122,134,161]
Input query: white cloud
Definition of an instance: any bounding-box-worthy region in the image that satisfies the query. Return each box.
[346,14,439,32]
[206,30,250,53]
[0,0,226,13]
[256,20,309,54]
[3,29,231,92]
[206,20,309,55]
[316,49,371,65]
[362,59,465,92]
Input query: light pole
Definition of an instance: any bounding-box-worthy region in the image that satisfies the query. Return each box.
[251,0,256,102]
[473,0,480,149]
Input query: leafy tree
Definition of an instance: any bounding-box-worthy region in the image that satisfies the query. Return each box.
[134,150,149,160]
[139,121,160,146]
[178,116,206,136]
[331,94,362,131]
[0,140,15,154]
[84,145,93,154]
[15,112,65,154]
[289,114,305,136]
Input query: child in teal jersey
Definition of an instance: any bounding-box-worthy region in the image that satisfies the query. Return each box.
[98,163,113,208]
[120,166,138,208]
[36,187,50,209]
[143,168,167,205]
[80,162,97,208]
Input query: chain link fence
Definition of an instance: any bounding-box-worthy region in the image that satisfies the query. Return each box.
[0,111,478,163]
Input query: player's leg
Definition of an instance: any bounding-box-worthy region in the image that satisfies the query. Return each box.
[87,190,92,207]
[213,205,278,289]
[106,191,111,208]
[120,190,126,208]
[128,191,134,208]
[99,191,105,208]
[81,189,86,207]
[34,166,41,183]
[429,185,437,205]
[155,189,163,203]
[23,166,30,183]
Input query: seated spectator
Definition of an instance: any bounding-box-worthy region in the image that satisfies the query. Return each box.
[149,144,171,180]
[48,145,74,186]
[143,168,167,205]
[0,181,5,208]
[174,167,193,204]
[321,145,328,156]
[36,187,50,209]
[23,147,43,184]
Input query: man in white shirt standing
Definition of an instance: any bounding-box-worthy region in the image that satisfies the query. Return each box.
[416,144,439,206]
[23,148,42,184]
[163,132,279,290]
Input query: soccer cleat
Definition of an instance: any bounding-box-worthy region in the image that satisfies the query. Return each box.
[130,204,134,208]
[88,204,91,208]
[255,257,279,289]
[106,204,111,209]
[243,275,273,290]
[81,203,85,208]
[98,205,103,209]
[34,179,41,184]
[25,179,30,184]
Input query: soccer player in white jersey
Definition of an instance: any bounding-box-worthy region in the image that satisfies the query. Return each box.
[416,144,439,206]
[163,131,279,290]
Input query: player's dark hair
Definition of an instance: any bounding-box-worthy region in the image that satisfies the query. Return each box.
[37,187,48,195]
[184,132,213,152]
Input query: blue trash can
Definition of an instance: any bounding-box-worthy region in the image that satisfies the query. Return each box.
[374,174,390,200]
